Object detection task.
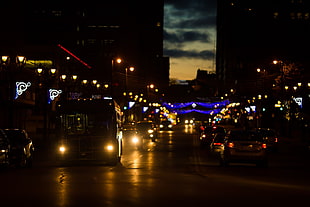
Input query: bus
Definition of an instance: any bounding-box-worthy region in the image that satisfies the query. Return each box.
[55,97,123,165]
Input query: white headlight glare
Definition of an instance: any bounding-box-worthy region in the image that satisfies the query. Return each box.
[132,137,139,143]
[106,145,114,151]
[59,146,66,153]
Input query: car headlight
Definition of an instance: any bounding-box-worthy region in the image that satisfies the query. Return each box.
[132,136,139,144]
[148,129,154,134]
[159,124,164,128]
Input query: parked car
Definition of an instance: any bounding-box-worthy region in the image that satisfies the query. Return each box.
[256,128,279,152]
[3,129,34,168]
[0,129,10,167]
[199,125,226,147]
[219,129,268,167]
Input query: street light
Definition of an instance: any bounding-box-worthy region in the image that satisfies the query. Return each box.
[35,67,60,139]
[125,66,135,93]
[273,59,285,98]
[1,55,27,128]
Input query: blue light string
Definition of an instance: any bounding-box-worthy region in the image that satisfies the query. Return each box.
[162,100,229,110]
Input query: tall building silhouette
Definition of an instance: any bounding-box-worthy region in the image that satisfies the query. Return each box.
[1,0,168,93]
[216,0,310,95]
[0,0,169,128]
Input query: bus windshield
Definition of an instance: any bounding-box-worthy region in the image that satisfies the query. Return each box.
[62,112,114,136]
[57,99,119,137]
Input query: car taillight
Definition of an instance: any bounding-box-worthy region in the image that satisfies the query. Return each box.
[227,142,234,148]
[213,142,222,146]
[262,143,267,149]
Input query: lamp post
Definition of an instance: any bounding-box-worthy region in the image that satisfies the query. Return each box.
[0,55,26,128]
[125,66,135,93]
[273,60,285,100]
[36,66,59,139]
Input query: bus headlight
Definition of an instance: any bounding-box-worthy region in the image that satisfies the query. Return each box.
[106,144,114,151]
[59,146,66,153]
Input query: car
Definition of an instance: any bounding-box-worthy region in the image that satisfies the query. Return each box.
[199,125,226,147]
[256,128,279,152]
[159,120,173,131]
[135,121,158,141]
[210,132,226,153]
[3,129,34,168]
[219,129,268,167]
[0,129,10,167]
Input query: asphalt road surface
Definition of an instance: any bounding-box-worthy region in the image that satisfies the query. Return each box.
[1,124,309,207]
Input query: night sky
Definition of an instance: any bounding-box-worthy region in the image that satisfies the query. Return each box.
[164,0,217,80]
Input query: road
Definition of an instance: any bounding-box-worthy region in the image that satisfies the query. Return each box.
[1,124,309,207]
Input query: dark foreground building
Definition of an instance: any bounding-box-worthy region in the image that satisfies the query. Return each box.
[216,0,310,135]
[217,0,310,95]
[0,1,168,131]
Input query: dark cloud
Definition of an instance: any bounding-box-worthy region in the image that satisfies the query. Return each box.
[164,0,216,69]
[164,48,214,60]
[164,30,211,44]
[177,16,217,29]
[164,0,217,30]
[165,0,217,14]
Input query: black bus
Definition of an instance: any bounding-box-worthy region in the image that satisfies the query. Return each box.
[55,97,123,165]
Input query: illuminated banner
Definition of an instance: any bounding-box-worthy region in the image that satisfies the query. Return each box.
[15,82,31,99]
[48,89,62,104]
[293,97,302,108]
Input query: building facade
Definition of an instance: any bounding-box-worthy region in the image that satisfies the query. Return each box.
[216,0,310,96]
[0,1,168,131]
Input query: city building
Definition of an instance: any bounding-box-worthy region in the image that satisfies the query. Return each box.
[216,0,310,132]
[0,1,168,131]
[216,0,310,96]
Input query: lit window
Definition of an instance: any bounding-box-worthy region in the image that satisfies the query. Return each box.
[52,10,62,17]
[273,12,279,19]
[297,12,302,19]
[87,39,96,44]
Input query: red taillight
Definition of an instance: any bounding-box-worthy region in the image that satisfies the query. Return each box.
[274,138,278,143]
[213,142,222,146]
[227,142,234,148]
[262,143,267,149]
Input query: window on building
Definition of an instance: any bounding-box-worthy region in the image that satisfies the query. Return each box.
[52,10,62,17]
[297,12,303,19]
